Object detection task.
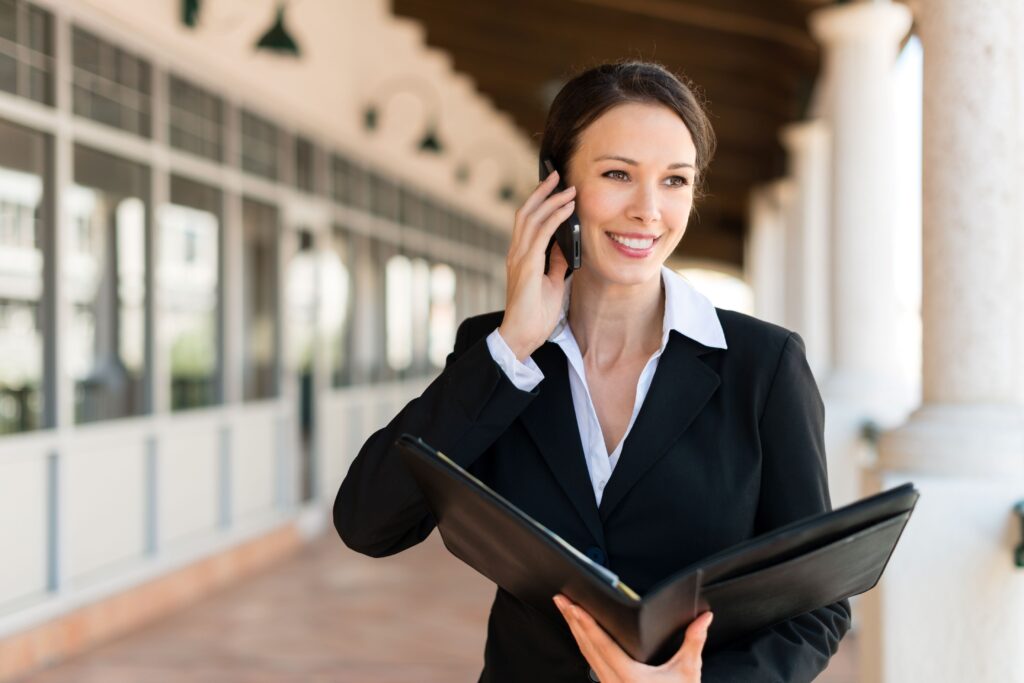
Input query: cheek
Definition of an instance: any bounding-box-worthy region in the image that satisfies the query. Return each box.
[576,186,622,227]
[666,196,694,230]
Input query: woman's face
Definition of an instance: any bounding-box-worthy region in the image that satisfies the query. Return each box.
[565,101,697,288]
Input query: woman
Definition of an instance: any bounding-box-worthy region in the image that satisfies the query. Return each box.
[334,61,851,682]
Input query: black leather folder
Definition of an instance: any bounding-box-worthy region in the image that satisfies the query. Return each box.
[396,434,918,663]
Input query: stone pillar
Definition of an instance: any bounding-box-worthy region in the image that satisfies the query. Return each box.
[865,1,1024,681]
[810,1,914,509]
[745,181,791,327]
[779,119,831,380]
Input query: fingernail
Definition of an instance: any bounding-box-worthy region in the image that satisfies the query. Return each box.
[553,596,565,610]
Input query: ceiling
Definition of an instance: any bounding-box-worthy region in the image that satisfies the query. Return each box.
[391,0,830,267]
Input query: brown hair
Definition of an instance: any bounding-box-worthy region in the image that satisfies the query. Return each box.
[539,60,716,200]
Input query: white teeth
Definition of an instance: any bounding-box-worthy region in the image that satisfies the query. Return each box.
[607,233,655,250]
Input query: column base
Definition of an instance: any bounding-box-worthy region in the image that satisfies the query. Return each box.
[878,403,1024,477]
[822,368,919,507]
[858,404,1024,683]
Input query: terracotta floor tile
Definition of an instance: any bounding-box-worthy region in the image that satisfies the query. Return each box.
[23,532,858,682]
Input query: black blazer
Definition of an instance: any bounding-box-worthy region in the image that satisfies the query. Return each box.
[334,308,851,682]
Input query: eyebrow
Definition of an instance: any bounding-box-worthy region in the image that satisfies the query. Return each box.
[593,154,695,170]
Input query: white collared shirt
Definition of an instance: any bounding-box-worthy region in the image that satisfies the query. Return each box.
[485,266,728,506]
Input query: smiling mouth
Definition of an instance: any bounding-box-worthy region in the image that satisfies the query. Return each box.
[605,232,660,250]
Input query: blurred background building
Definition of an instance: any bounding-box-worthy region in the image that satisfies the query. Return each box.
[0,0,1021,681]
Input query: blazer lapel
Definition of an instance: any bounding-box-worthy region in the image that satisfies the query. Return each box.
[598,332,722,521]
[519,342,605,546]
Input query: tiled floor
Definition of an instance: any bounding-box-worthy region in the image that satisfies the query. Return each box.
[26,532,857,682]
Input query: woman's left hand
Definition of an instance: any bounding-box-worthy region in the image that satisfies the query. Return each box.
[554,594,712,683]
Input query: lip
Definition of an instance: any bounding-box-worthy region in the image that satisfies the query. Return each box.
[605,231,660,259]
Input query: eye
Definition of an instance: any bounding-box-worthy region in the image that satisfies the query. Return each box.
[666,175,692,188]
[603,169,629,181]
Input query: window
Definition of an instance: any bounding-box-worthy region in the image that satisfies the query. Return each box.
[68,145,150,423]
[161,175,221,410]
[324,227,353,387]
[428,264,456,369]
[349,235,388,383]
[293,136,316,193]
[240,109,279,180]
[371,175,399,221]
[72,26,152,137]
[0,0,54,106]
[241,198,279,400]
[285,231,316,376]
[385,253,412,373]
[331,155,371,211]
[0,117,50,434]
[168,75,225,163]
[398,188,423,229]
[409,256,431,374]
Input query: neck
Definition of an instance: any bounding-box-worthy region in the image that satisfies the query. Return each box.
[567,267,665,367]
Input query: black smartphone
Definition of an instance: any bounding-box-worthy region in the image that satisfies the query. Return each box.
[539,158,581,277]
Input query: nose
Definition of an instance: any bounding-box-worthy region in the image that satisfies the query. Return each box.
[626,182,661,225]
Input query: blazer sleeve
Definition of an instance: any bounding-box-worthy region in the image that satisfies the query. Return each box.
[333,315,539,558]
[701,332,853,683]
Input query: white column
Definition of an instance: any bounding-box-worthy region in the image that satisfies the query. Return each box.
[865,1,1024,682]
[745,181,791,327]
[779,119,831,380]
[810,1,914,509]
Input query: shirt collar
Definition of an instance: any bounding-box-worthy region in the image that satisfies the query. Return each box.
[548,266,728,351]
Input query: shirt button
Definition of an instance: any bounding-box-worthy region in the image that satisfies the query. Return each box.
[598,479,607,489]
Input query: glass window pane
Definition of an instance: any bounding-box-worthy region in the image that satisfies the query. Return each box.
[0,53,15,95]
[348,235,387,384]
[385,253,412,372]
[325,227,353,387]
[0,1,15,42]
[69,145,149,423]
[169,75,225,163]
[0,1,53,105]
[285,231,316,376]
[240,110,279,180]
[428,264,456,369]
[242,198,278,400]
[72,26,151,136]
[348,164,370,211]
[162,176,221,411]
[330,154,350,205]
[372,176,399,221]
[0,117,49,434]
[410,257,430,374]
[294,136,315,193]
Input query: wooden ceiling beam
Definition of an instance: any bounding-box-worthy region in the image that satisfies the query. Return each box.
[395,0,815,77]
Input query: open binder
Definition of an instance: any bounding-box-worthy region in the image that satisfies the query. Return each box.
[396,434,918,663]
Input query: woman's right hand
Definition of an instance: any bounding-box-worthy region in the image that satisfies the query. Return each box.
[497,170,577,360]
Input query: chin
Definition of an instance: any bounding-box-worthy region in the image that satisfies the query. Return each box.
[582,257,664,288]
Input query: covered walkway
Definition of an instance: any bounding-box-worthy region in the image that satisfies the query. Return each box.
[23,533,858,682]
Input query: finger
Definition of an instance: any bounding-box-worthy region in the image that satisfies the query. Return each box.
[512,188,576,262]
[518,169,562,219]
[526,199,576,262]
[554,598,619,683]
[526,185,576,235]
[508,173,562,255]
[546,234,569,281]
[668,611,713,672]
[567,603,636,682]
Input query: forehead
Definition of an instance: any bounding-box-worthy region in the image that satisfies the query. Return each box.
[575,102,697,164]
